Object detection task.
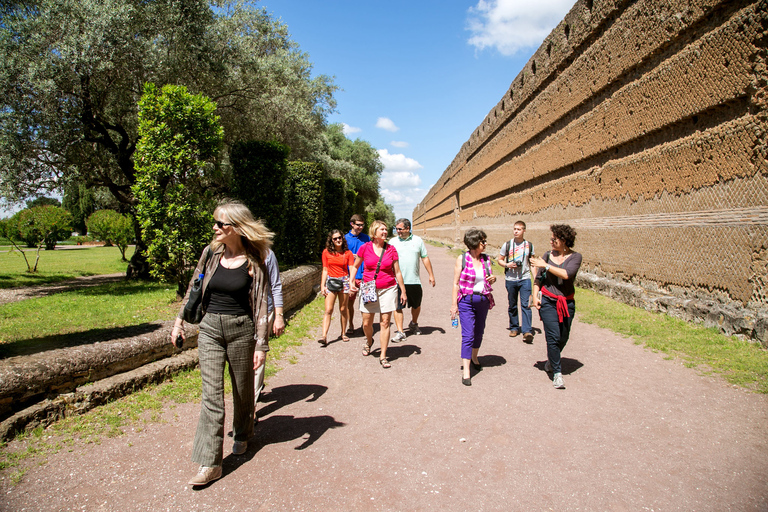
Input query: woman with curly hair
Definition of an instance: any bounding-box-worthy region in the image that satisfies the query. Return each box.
[171,201,273,486]
[319,229,355,345]
[530,224,583,390]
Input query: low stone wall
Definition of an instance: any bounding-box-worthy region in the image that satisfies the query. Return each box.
[0,264,322,438]
[577,272,768,347]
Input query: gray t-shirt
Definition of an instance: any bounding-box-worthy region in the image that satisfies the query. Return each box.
[535,251,583,297]
[499,239,534,281]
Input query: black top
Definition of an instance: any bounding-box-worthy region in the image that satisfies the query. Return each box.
[206,261,252,316]
[535,251,583,297]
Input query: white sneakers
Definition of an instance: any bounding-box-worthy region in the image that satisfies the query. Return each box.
[188,465,222,486]
[391,330,406,342]
[553,373,565,389]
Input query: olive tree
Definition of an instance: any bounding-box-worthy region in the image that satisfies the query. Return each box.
[0,0,336,274]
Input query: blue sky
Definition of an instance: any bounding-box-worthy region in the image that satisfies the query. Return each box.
[260,0,576,222]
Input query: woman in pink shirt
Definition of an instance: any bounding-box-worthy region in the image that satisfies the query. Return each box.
[349,220,407,368]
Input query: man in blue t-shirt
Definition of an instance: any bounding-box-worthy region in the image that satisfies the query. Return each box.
[344,214,370,333]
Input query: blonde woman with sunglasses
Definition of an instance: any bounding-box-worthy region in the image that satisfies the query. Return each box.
[171,201,272,486]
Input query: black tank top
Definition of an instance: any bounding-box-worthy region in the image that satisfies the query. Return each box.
[206,261,252,316]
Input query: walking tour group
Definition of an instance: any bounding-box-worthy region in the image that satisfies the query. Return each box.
[171,200,582,486]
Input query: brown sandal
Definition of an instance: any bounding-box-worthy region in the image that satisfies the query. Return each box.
[362,342,372,356]
[379,357,391,368]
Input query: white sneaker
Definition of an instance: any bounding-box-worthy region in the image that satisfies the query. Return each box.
[408,321,421,335]
[544,360,552,373]
[232,440,247,455]
[391,330,406,342]
[553,373,565,389]
[188,465,222,486]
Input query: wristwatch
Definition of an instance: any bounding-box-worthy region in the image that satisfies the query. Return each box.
[545,264,551,272]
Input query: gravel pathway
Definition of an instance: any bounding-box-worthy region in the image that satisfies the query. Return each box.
[1,245,766,511]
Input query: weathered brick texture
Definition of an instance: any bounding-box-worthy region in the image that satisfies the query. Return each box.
[413,0,768,341]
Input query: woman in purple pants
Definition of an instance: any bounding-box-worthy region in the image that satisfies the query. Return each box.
[450,228,497,386]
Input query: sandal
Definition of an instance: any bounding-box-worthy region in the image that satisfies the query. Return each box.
[342,335,350,342]
[379,357,391,368]
[318,337,327,347]
[362,342,372,356]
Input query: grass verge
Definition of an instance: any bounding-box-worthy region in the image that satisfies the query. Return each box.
[0,246,134,289]
[576,287,768,393]
[0,294,325,484]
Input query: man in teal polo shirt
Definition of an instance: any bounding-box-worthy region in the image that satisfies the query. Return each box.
[389,218,435,340]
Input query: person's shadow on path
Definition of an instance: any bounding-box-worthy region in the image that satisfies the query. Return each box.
[533,357,583,375]
[413,326,445,336]
[257,384,327,419]
[209,414,345,489]
[476,354,506,368]
[374,343,421,361]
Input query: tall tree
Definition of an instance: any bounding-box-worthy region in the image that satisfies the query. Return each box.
[313,123,393,220]
[0,0,336,272]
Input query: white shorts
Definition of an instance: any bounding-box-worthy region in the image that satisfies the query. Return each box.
[359,285,398,314]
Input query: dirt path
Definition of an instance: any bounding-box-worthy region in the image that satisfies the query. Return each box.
[0,273,125,306]
[1,245,766,511]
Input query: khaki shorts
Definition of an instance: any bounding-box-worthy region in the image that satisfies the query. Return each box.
[359,285,398,314]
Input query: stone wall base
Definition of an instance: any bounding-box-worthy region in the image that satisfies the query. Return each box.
[576,272,768,348]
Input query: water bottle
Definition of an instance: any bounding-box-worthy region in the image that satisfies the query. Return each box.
[452,317,459,329]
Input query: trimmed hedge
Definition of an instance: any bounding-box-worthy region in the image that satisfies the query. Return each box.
[281,161,325,265]
[322,177,347,240]
[230,140,291,247]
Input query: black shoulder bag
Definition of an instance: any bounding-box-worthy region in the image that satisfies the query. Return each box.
[182,247,213,324]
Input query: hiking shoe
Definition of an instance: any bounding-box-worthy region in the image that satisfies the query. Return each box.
[408,321,421,335]
[544,360,552,373]
[391,330,406,342]
[232,440,247,455]
[553,373,565,389]
[523,332,533,343]
[188,465,222,486]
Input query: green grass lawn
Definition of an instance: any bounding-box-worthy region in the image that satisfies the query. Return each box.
[0,246,134,289]
[0,281,179,355]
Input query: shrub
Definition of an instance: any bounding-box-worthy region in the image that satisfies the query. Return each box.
[281,161,324,265]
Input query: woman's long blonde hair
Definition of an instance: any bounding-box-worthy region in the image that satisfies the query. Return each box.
[211,201,273,266]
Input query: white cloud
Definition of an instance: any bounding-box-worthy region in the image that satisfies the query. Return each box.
[467,0,575,56]
[377,150,425,220]
[377,149,423,173]
[390,140,409,148]
[381,171,422,188]
[342,123,361,135]
[375,117,400,132]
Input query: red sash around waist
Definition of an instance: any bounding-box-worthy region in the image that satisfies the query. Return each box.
[541,287,574,322]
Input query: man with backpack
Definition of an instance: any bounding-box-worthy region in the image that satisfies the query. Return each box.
[497,220,534,342]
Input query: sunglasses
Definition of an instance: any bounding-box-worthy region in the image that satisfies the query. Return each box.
[215,221,233,229]
[332,236,342,241]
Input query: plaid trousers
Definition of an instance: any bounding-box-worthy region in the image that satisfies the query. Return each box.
[191,313,256,467]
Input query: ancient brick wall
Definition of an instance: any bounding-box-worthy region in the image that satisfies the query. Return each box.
[413,0,768,335]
